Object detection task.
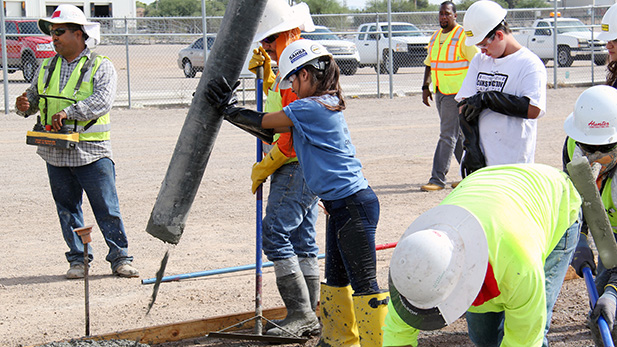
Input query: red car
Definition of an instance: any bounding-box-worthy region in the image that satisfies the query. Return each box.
[2,20,55,82]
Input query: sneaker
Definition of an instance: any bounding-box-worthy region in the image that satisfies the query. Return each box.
[114,263,139,278]
[451,181,461,188]
[420,183,444,191]
[66,263,85,279]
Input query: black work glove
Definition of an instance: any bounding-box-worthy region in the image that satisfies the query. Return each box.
[457,91,530,123]
[570,232,597,278]
[481,91,530,119]
[457,93,485,123]
[592,285,617,331]
[205,76,240,112]
[206,76,274,144]
[459,113,486,178]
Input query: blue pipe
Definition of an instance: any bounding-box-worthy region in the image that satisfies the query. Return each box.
[583,266,614,346]
[141,254,326,285]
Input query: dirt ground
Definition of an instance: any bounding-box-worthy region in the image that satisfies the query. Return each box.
[0,86,600,346]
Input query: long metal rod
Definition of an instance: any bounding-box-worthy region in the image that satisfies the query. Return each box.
[254,66,264,335]
[84,245,90,336]
[141,242,398,285]
[583,267,614,347]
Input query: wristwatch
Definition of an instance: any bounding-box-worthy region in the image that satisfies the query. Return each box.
[422,85,430,91]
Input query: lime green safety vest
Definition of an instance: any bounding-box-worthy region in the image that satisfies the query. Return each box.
[567,137,617,232]
[37,53,111,142]
[428,25,469,95]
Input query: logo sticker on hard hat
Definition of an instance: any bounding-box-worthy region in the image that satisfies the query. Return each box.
[310,44,323,54]
[289,48,308,64]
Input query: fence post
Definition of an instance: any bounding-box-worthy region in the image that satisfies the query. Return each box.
[1,10,9,114]
[125,17,132,108]
[376,13,380,98]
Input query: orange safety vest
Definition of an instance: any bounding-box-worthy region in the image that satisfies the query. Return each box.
[428,25,470,95]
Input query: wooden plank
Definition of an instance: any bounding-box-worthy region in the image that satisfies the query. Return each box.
[83,307,287,344]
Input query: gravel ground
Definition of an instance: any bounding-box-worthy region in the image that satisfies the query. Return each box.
[0,86,601,346]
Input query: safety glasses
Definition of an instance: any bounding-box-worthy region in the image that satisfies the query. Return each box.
[476,32,496,50]
[50,28,68,37]
[260,33,279,45]
[577,142,617,153]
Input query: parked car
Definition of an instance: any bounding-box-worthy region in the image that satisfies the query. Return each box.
[301,25,361,75]
[352,22,430,74]
[2,20,55,82]
[514,15,608,67]
[177,36,254,78]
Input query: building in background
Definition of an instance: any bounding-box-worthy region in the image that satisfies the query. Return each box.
[4,0,136,18]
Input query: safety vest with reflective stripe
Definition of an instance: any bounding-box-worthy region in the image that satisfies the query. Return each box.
[567,137,617,232]
[37,53,111,141]
[428,25,469,95]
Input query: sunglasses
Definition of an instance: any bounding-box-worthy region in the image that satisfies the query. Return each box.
[50,28,69,36]
[577,142,617,153]
[260,34,279,44]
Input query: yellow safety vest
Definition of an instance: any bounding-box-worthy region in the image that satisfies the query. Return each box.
[428,25,470,95]
[37,53,111,141]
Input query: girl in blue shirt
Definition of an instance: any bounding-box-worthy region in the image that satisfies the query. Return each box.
[206,39,388,346]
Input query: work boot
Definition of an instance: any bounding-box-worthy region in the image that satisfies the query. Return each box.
[66,263,85,279]
[266,271,319,337]
[114,262,139,278]
[353,291,390,347]
[420,183,444,191]
[316,283,360,347]
[265,275,321,334]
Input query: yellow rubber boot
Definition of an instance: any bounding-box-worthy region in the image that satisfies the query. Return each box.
[353,291,390,347]
[316,284,360,347]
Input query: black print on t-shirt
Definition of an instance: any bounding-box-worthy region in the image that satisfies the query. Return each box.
[476,72,508,92]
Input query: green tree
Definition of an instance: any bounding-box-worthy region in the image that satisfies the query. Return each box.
[143,0,228,17]
[364,0,431,12]
[302,0,349,14]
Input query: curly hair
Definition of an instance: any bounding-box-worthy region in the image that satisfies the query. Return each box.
[607,60,617,87]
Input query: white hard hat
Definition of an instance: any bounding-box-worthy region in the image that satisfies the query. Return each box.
[389,204,488,330]
[597,3,617,41]
[254,0,315,43]
[463,1,507,46]
[278,39,332,89]
[564,85,617,145]
[38,4,101,48]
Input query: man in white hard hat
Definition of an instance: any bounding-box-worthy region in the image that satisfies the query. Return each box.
[563,85,617,345]
[455,0,547,176]
[246,0,320,337]
[420,1,478,192]
[15,4,139,279]
[597,3,617,87]
[382,163,581,347]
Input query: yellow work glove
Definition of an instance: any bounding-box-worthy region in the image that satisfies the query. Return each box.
[248,46,276,93]
[251,144,289,194]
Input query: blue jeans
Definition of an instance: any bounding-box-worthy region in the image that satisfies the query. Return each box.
[466,220,579,347]
[47,158,132,270]
[262,163,319,261]
[323,186,380,294]
[429,91,463,187]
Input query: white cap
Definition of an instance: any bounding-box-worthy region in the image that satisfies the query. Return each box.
[254,0,315,43]
[564,85,617,145]
[597,3,617,41]
[38,4,101,48]
[389,204,488,330]
[463,1,507,46]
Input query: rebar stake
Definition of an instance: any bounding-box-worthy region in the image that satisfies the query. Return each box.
[75,225,94,337]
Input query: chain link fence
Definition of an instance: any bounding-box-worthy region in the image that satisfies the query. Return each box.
[0,4,612,112]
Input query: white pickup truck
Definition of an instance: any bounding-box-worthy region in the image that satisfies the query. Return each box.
[352,22,430,74]
[514,16,608,67]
